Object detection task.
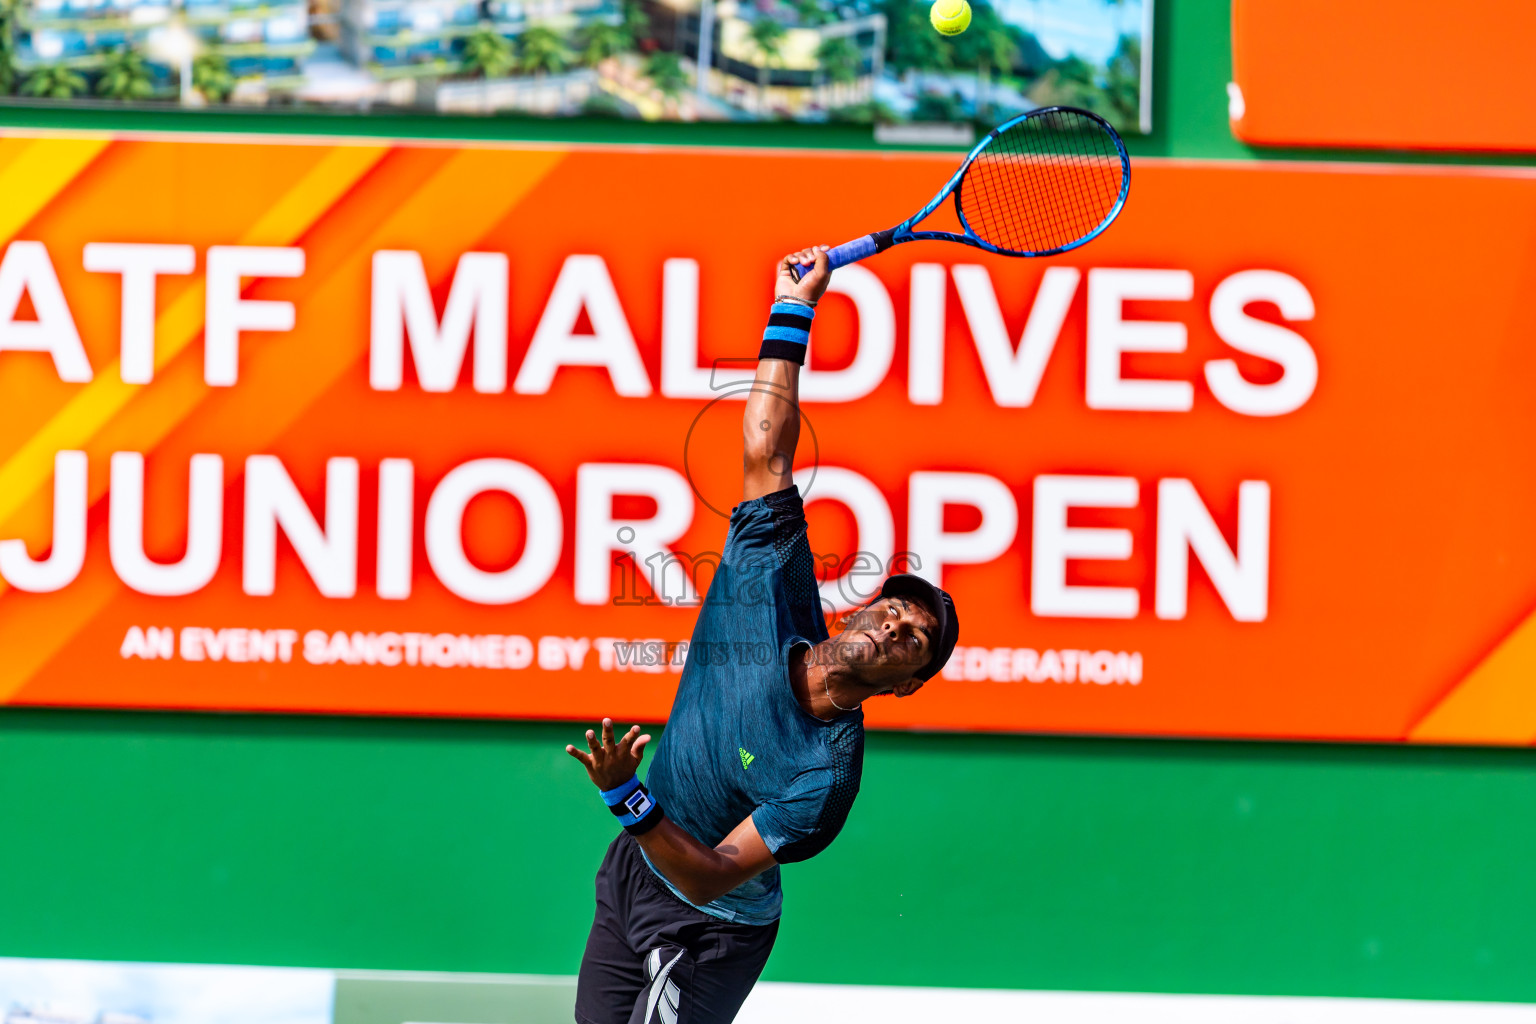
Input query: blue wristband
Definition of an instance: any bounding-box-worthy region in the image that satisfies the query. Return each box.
[600,775,664,834]
[760,302,814,365]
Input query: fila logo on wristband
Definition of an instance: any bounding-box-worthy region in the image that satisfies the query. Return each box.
[624,788,653,818]
[760,302,815,365]
[601,774,664,834]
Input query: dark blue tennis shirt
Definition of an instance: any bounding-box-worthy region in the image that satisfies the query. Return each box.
[643,486,864,925]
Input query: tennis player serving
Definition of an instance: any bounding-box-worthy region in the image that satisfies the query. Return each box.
[568,246,959,1024]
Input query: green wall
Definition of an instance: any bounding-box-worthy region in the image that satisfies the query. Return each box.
[2,0,1535,1004]
[0,712,1533,1001]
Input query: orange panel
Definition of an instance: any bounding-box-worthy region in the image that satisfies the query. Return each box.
[1,136,1536,744]
[1230,0,1536,152]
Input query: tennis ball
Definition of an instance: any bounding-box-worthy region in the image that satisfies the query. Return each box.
[929,0,971,35]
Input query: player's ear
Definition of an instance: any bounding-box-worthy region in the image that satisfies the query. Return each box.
[890,676,924,698]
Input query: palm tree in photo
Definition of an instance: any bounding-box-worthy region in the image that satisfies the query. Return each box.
[21,63,88,99]
[886,0,950,75]
[621,0,649,45]
[0,40,14,96]
[973,25,1015,121]
[519,24,573,76]
[793,0,829,26]
[748,15,785,114]
[1102,33,1140,129]
[96,46,155,101]
[461,25,515,78]
[645,49,685,108]
[577,20,630,67]
[1028,53,1100,112]
[0,0,20,94]
[814,34,858,103]
[192,52,235,102]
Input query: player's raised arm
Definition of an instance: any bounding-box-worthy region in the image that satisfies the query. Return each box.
[742,246,832,502]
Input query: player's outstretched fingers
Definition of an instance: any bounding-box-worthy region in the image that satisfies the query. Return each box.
[585,727,602,756]
[632,733,652,760]
[565,743,593,768]
[601,717,617,750]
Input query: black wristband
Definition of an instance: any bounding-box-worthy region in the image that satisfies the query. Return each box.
[623,803,666,836]
[602,775,665,835]
[760,302,814,365]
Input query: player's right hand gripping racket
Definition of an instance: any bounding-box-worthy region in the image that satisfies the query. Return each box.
[790,106,1130,281]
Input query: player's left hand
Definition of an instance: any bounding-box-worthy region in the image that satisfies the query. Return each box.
[566,718,652,790]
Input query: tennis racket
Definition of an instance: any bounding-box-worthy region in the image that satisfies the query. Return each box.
[790,106,1130,281]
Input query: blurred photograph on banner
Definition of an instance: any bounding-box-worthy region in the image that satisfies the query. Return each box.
[0,958,333,1024]
[0,0,1148,131]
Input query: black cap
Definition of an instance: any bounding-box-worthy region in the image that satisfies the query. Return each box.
[878,574,959,681]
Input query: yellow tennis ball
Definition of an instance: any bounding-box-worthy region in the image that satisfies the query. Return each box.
[929,0,971,35]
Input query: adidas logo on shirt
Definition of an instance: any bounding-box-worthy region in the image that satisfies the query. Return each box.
[739,747,755,770]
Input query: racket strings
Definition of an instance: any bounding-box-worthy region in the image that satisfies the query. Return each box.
[958,109,1125,256]
[988,114,1114,250]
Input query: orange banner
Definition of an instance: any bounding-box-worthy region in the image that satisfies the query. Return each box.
[1,133,1534,743]
[1230,0,1536,153]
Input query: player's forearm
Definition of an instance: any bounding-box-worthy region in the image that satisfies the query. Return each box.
[742,357,800,500]
[636,819,761,906]
[741,247,827,501]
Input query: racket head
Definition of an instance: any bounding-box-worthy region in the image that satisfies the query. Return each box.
[947,106,1130,258]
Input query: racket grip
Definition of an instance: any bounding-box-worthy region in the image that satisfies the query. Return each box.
[790,235,879,281]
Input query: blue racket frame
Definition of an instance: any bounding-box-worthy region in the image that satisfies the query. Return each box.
[791,106,1131,280]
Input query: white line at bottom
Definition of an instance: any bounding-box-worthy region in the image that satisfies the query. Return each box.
[738,982,1536,1024]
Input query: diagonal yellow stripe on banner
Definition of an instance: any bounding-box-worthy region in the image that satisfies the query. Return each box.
[0,137,111,246]
[0,146,566,704]
[0,144,389,537]
[1409,609,1536,745]
[0,138,48,184]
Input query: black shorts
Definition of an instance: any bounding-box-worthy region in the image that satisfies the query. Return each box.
[575,833,779,1024]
